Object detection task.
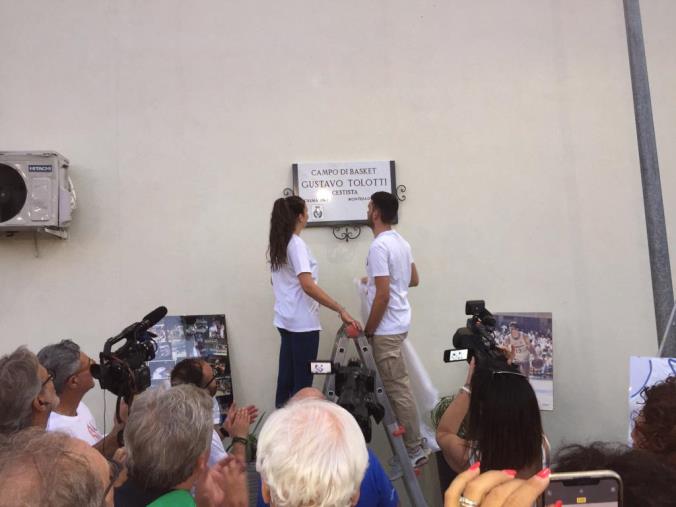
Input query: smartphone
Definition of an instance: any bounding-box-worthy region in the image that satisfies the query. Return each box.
[443,348,470,363]
[540,471,622,507]
[309,361,333,374]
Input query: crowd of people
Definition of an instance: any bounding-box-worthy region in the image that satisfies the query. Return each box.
[1,191,675,507]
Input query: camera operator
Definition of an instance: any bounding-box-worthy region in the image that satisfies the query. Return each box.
[170,357,258,466]
[38,339,125,458]
[436,356,549,478]
[0,427,117,507]
[0,346,60,435]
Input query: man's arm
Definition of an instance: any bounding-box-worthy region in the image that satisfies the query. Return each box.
[94,400,126,458]
[93,423,123,458]
[409,262,419,287]
[364,276,390,337]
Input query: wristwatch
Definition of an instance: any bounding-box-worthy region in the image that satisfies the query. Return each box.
[231,436,248,446]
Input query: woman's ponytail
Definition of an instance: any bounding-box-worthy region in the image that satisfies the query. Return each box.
[268,196,305,270]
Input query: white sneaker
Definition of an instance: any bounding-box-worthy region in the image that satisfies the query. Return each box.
[408,445,430,468]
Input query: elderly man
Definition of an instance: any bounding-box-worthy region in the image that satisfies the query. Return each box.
[257,397,369,507]
[38,339,124,456]
[0,346,59,434]
[115,384,248,507]
[0,427,116,507]
[257,388,399,507]
[171,357,257,465]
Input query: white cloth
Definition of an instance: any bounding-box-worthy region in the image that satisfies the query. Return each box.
[272,234,321,332]
[208,429,228,467]
[366,230,413,335]
[46,401,103,446]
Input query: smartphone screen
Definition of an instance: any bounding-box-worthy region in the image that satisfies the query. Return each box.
[543,474,621,507]
[309,361,332,374]
[443,349,469,362]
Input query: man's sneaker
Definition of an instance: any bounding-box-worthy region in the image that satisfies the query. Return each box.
[387,456,403,481]
[408,445,430,468]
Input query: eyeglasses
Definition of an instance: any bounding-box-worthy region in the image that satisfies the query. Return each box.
[41,369,55,388]
[202,365,225,390]
[103,458,123,498]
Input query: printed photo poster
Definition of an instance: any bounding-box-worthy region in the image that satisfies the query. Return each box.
[147,314,233,423]
[628,356,676,444]
[493,313,554,411]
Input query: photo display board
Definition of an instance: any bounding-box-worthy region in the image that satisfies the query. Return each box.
[293,160,396,226]
[494,313,554,411]
[147,314,232,424]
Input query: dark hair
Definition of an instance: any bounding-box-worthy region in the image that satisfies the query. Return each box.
[467,358,543,472]
[170,358,205,387]
[634,375,676,468]
[268,196,306,270]
[370,192,398,224]
[554,442,676,507]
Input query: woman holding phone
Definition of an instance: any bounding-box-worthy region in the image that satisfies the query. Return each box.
[268,195,360,407]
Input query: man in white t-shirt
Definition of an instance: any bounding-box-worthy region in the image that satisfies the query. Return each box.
[38,340,124,458]
[363,191,427,468]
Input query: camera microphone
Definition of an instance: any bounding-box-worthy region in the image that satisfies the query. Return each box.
[140,306,168,330]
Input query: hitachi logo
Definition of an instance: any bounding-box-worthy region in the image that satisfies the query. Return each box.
[28,165,53,173]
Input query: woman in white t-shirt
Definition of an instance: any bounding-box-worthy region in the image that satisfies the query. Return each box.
[268,196,360,407]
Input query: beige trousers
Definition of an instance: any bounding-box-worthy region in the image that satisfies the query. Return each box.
[369,332,422,452]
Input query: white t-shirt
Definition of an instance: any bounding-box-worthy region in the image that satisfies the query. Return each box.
[272,234,321,332]
[208,429,228,467]
[366,230,413,335]
[46,401,103,446]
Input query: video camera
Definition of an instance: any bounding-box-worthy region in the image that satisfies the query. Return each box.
[91,306,167,403]
[444,300,504,365]
[310,359,385,442]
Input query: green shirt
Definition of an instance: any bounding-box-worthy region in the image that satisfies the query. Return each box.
[147,489,196,507]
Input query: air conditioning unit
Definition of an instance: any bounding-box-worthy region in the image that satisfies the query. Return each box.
[0,151,76,237]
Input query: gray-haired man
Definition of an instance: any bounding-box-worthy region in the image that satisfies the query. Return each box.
[0,427,115,507]
[38,339,124,457]
[114,384,248,507]
[0,346,59,435]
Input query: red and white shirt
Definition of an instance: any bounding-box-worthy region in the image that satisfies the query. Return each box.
[47,401,103,446]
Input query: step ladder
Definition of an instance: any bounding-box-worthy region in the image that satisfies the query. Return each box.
[322,326,429,507]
